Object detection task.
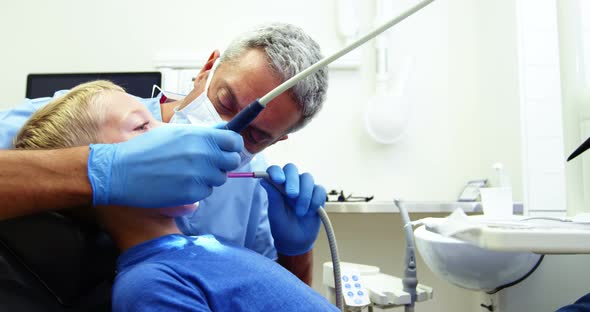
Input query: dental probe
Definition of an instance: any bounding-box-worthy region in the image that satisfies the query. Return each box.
[228,172,344,311]
[224,0,436,133]
[227,172,269,179]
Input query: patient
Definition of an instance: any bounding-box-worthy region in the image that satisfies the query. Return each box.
[15,80,338,312]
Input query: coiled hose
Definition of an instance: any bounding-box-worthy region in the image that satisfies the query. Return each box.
[318,207,343,311]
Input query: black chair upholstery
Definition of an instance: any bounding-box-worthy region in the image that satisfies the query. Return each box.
[0,211,118,311]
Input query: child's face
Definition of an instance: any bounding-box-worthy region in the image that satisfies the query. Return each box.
[99,91,162,143]
[99,91,197,216]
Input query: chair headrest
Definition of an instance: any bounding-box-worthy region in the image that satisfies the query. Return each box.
[0,212,118,306]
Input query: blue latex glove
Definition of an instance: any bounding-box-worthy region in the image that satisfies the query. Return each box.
[88,123,243,208]
[261,163,327,256]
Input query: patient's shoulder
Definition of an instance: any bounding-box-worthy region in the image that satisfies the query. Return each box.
[112,262,210,311]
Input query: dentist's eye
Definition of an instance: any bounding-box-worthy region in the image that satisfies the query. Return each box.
[244,128,259,145]
[244,127,271,146]
[217,88,234,113]
[134,121,149,131]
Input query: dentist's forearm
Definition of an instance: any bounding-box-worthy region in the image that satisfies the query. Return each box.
[277,250,313,286]
[0,147,92,220]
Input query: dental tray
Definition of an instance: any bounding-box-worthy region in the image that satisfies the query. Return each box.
[453,218,590,254]
[418,212,590,254]
[453,222,590,254]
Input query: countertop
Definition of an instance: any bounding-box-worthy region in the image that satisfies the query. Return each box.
[324,201,524,214]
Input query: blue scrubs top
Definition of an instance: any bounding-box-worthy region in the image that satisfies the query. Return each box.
[0,92,277,259]
[113,234,338,312]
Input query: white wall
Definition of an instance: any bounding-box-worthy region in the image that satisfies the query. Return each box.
[265,0,523,203]
[0,0,342,104]
[559,0,590,216]
[516,0,567,217]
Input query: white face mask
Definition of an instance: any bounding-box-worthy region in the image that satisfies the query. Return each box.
[169,59,256,168]
[169,60,222,126]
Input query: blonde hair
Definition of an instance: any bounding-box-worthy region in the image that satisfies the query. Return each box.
[14,80,124,149]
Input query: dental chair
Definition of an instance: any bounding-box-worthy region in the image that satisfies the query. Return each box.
[0,211,118,311]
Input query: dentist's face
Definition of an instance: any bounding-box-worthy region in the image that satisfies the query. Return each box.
[197,49,303,154]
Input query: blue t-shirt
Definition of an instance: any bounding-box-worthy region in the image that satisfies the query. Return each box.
[557,293,590,312]
[112,234,338,312]
[0,93,276,259]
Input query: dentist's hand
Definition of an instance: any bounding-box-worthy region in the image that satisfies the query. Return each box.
[261,163,327,256]
[88,123,243,208]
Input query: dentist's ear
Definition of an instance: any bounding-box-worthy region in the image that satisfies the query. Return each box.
[269,135,289,147]
[200,50,221,74]
[193,50,221,87]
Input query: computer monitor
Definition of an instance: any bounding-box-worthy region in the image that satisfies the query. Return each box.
[26,72,162,99]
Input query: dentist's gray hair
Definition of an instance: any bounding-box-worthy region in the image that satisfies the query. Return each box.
[220,22,328,132]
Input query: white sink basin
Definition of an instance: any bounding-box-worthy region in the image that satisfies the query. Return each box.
[414,225,542,292]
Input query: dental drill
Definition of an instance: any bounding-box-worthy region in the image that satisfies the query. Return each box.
[395,200,418,312]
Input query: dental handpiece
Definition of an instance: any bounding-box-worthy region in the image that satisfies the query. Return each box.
[227,171,344,310]
[223,0,436,134]
[227,171,285,194]
[227,171,269,179]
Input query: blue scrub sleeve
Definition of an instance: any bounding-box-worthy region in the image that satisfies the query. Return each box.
[0,92,162,149]
[244,155,278,259]
[0,96,54,149]
[250,182,278,260]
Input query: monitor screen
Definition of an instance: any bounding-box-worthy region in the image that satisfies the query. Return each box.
[26,72,162,99]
